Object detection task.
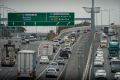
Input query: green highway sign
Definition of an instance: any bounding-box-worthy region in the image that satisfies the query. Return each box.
[8,12,74,26]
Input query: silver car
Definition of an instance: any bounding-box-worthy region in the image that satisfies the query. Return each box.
[56,57,65,65]
[40,56,49,64]
[46,68,58,78]
[49,62,59,71]
[95,69,107,80]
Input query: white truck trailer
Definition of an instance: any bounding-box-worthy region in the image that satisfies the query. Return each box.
[38,43,53,60]
[17,50,37,79]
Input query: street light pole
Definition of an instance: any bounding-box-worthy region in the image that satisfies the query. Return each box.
[109,8,111,26]
[101,9,103,27]
[91,0,95,80]
[91,0,95,41]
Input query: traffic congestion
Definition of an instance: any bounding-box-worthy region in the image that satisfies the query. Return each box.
[0,0,120,80]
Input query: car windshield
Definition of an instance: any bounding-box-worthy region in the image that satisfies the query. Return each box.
[57,58,64,60]
[41,56,48,59]
[97,70,105,73]
[111,61,120,65]
[51,63,57,66]
[48,69,55,71]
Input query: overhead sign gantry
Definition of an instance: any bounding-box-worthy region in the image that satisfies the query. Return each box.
[8,12,74,26]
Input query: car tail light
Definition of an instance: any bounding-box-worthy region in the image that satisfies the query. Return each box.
[17,71,20,76]
[29,72,33,77]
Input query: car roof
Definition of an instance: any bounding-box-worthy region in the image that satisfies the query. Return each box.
[116,72,120,74]
[96,69,105,72]
[47,67,56,70]
[19,50,35,54]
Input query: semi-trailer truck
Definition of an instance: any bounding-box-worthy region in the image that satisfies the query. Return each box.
[1,41,17,67]
[17,50,37,79]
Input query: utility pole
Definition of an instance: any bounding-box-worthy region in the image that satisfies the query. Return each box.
[109,8,111,26]
[91,0,95,80]
[101,9,103,27]
[91,0,95,41]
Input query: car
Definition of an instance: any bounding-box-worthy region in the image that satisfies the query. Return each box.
[49,62,59,71]
[95,56,104,62]
[110,58,120,73]
[94,59,104,67]
[97,48,103,51]
[40,56,49,64]
[95,50,104,56]
[64,47,72,54]
[58,39,64,44]
[96,53,104,57]
[71,37,76,43]
[96,50,104,54]
[65,42,71,47]
[53,40,60,46]
[59,40,64,44]
[100,40,107,48]
[114,72,120,80]
[21,39,27,44]
[56,57,65,65]
[46,67,58,78]
[25,38,30,43]
[95,69,107,80]
[83,30,87,33]
[59,49,70,59]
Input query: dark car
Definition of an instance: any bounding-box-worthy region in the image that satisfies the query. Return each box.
[59,49,70,59]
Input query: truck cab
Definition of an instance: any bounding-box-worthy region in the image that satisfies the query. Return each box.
[1,42,17,67]
[108,39,119,59]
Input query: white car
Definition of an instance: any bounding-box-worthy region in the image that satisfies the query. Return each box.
[53,40,60,46]
[95,69,107,79]
[96,50,104,54]
[65,42,71,47]
[40,56,49,64]
[49,62,59,71]
[95,50,104,56]
[64,47,72,54]
[97,48,103,51]
[96,54,104,58]
[95,56,104,62]
[94,60,104,67]
[114,72,120,80]
[46,68,58,77]
[56,57,65,65]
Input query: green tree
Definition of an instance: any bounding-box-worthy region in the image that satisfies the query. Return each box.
[47,30,56,40]
[17,27,26,32]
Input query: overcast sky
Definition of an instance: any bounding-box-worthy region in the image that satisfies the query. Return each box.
[0,0,120,33]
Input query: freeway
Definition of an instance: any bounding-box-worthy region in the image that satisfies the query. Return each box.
[59,32,91,80]
[38,31,92,80]
[89,26,120,80]
[0,26,86,80]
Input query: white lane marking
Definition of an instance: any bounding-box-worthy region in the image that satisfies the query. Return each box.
[57,60,69,80]
[89,64,93,80]
[37,33,82,79]
[57,35,82,80]
[82,34,95,80]
[82,42,92,80]
[36,46,61,79]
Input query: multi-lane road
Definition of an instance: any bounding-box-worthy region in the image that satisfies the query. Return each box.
[0,26,93,80]
[89,26,120,80]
